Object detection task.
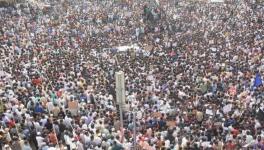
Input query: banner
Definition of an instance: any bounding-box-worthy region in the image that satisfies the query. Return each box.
[210,0,224,2]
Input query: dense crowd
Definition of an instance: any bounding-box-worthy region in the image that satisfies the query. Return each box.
[0,0,264,149]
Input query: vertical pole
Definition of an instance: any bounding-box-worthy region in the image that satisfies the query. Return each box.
[119,94,124,143]
[115,71,125,143]
[133,111,136,149]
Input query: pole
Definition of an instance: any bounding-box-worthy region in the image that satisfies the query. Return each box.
[118,74,124,144]
[133,111,136,150]
[115,71,125,143]
[119,101,124,143]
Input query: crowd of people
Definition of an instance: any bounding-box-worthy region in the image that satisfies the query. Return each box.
[0,0,264,149]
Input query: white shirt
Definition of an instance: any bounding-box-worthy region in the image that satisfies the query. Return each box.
[165,140,170,148]
[46,102,54,113]
[201,141,211,148]
[34,122,43,132]
[246,135,254,144]
[64,116,73,128]
[36,136,45,148]
[40,118,47,126]
[77,141,84,150]
[82,123,88,130]
[136,111,143,120]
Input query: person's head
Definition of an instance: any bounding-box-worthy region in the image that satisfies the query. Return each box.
[4,144,11,150]
[257,136,261,142]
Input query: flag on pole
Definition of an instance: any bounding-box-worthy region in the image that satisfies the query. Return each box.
[253,73,262,87]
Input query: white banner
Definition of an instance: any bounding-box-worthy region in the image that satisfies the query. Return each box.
[210,0,224,2]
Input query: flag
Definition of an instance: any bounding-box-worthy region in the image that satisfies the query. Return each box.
[254,73,262,87]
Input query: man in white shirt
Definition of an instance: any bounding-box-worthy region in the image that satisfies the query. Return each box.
[36,132,46,149]
[64,115,73,128]
[245,131,254,145]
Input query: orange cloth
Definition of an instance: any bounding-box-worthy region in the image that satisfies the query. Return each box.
[48,132,58,145]
[225,142,236,150]
[32,78,42,86]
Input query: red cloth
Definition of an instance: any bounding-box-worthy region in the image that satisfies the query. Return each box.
[231,128,239,137]
[8,120,16,128]
[32,78,42,86]
[74,135,80,141]
[225,142,236,150]
[48,132,58,145]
